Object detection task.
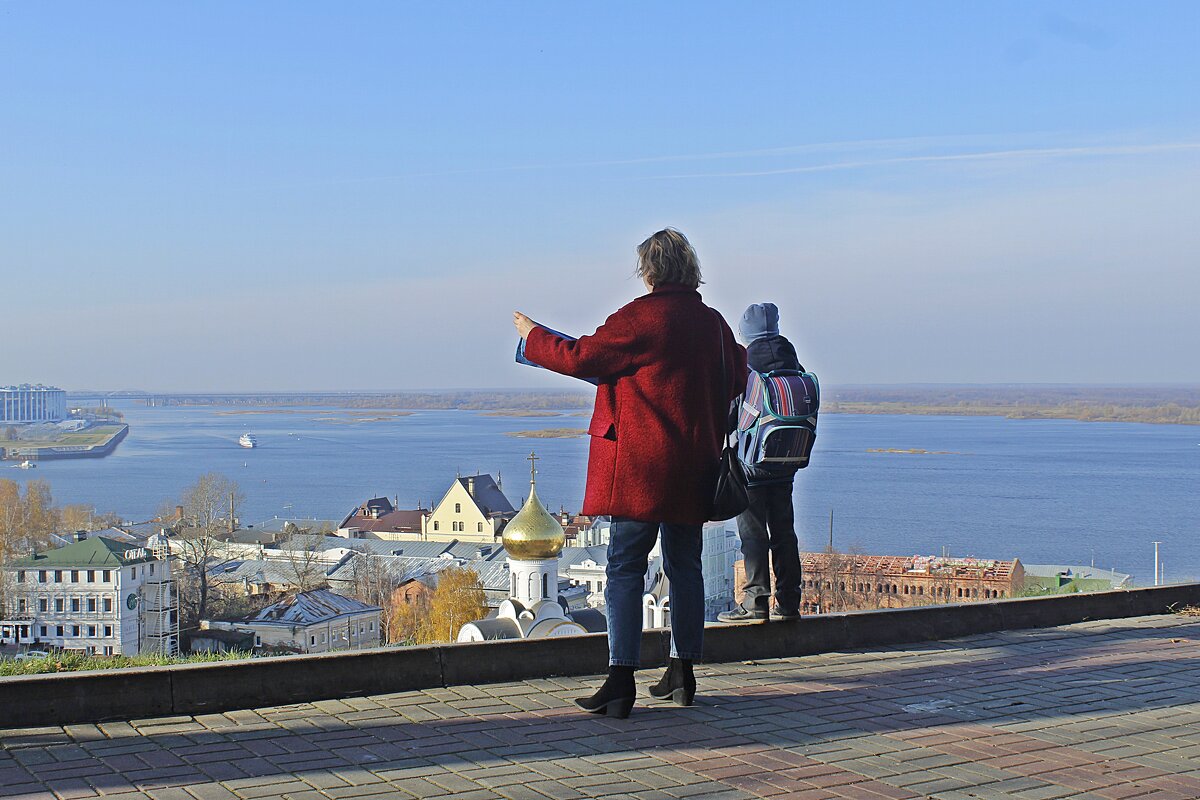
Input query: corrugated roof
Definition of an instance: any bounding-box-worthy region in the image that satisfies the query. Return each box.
[9,536,158,569]
[248,589,380,625]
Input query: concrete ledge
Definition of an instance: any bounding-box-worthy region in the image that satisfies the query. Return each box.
[169,645,444,716]
[3,583,1198,728]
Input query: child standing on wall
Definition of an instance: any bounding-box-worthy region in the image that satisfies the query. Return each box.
[719,302,806,622]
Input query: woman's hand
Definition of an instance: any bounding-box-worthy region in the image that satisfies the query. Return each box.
[513,311,536,339]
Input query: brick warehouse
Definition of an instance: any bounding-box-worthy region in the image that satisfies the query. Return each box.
[735,552,1024,614]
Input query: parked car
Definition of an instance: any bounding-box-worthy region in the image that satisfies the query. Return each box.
[14,650,51,661]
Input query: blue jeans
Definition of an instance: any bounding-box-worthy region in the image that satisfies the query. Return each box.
[606,518,705,667]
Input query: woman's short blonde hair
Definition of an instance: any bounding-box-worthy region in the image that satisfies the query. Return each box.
[636,228,702,289]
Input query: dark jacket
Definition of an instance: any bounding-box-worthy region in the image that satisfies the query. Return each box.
[746,335,803,375]
[524,283,747,524]
[742,334,804,486]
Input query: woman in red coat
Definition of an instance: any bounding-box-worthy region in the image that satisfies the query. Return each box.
[514,228,746,717]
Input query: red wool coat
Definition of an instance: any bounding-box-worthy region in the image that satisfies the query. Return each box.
[524,283,747,524]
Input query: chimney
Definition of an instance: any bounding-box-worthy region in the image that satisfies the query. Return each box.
[175,505,184,521]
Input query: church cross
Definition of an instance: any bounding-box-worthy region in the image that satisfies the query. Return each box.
[527,451,539,484]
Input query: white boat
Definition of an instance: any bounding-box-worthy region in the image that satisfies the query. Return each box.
[239,434,258,449]
[16,460,37,469]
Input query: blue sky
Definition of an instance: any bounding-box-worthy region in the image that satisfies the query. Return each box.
[2,2,1198,390]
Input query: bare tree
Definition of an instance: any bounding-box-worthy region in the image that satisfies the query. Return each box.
[278,526,329,592]
[346,553,400,643]
[171,473,246,628]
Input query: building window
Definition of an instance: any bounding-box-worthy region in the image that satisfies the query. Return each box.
[56,626,64,637]
[72,625,80,636]
[39,598,48,612]
[310,636,316,645]
[321,633,327,643]
[71,598,80,612]
[40,625,48,637]
[477,522,484,532]
[130,567,136,579]
[18,598,27,613]
[87,598,96,612]
[103,625,112,637]
[38,571,46,583]
[54,571,63,582]
[71,571,79,583]
[455,503,461,513]
[369,622,374,631]
[102,570,111,582]
[103,597,113,612]
[87,570,95,582]
[255,635,262,646]
[542,573,549,599]
[55,598,64,612]
[149,564,155,576]
[433,521,439,531]
[103,646,113,655]
[16,570,24,583]
[87,626,96,637]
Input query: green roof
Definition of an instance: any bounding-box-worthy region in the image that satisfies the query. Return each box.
[8,537,157,569]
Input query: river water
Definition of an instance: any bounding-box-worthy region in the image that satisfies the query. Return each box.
[9,402,1199,585]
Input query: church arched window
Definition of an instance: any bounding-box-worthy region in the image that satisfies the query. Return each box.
[433,521,439,531]
[455,503,461,513]
[542,573,549,599]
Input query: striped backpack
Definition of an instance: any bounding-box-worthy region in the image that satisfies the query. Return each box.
[735,369,819,470]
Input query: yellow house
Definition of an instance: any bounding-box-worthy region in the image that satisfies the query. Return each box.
[423,474,516,543]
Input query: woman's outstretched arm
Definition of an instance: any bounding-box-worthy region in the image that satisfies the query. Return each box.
[515,308,641,381]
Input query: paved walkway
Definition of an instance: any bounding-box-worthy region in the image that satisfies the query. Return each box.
[3,615,1200,800]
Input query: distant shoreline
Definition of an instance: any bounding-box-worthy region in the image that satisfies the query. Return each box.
[95,386,1200,426]
[825,403,1200,425]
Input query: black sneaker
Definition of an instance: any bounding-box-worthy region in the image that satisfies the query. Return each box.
[770,606,801,621]
[717,606,768,623]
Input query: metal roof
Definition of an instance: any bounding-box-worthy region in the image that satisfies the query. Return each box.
[8,537,158,569]
[247,589,380,626]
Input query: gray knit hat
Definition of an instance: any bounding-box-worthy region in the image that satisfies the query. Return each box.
[738,303,780,343]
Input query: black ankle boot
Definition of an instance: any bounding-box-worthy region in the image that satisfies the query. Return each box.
[575,666,636,718]
[649,657,695,706]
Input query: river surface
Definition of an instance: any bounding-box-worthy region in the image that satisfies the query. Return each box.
[9,402,1199,585]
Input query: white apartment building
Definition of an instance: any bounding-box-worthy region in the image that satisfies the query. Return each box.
[1,536,179,655]
[1,384,67,423]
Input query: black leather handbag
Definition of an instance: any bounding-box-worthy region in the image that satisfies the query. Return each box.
[709,313,749,521]
[710,434,749,521]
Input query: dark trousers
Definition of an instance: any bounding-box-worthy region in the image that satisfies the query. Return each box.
[735,481,802,613]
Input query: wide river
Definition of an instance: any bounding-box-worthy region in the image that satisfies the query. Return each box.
[10,402,1198,585]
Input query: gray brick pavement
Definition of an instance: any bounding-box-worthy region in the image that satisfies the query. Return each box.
[4,614,1200,799]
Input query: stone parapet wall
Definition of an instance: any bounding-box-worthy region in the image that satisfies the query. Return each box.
[1,583,1197,729]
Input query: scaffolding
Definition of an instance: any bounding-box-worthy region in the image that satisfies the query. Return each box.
[140,536,180,656]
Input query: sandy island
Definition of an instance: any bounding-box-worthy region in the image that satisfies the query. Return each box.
[505,428,587,438]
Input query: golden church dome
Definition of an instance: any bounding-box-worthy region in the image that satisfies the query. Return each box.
[502,454,565,560]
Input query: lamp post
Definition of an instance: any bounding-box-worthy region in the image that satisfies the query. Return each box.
[1152,541,1163,586]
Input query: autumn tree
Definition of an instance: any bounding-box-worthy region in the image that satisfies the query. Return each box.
[405,567,488,645]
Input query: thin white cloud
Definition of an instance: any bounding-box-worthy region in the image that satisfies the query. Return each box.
[647,141,1200,179]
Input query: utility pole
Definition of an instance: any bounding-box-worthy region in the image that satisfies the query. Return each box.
[828,508,834,552]
[1152,541,1163,586]
[228,491,236,534]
